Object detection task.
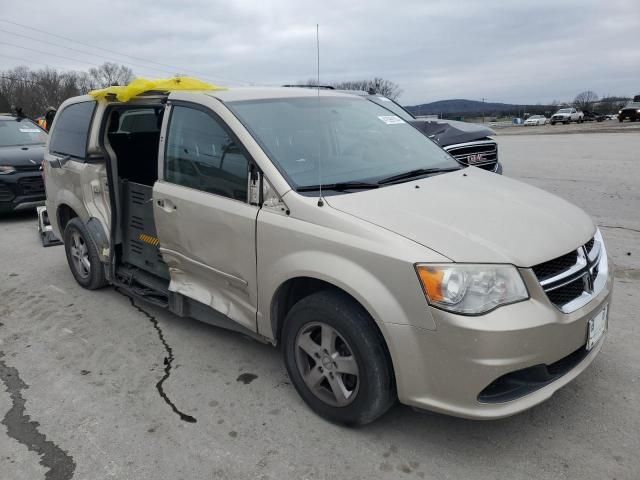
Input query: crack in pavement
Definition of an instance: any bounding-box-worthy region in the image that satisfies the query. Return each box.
[0,352,76,480]
[117,290,197,423]
[599,224,640,234]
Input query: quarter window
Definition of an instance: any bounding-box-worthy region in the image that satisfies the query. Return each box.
[49,101,96,159]
[165,106,249,201]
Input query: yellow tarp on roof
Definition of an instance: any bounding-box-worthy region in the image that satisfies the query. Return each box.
[89,77,225,102]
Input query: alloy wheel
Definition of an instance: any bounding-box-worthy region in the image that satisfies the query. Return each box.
[70,231,90,279]
[294,321,360,407]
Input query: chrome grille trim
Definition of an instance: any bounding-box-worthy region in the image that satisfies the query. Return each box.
[443,140,498,170]
[533,231,608,313]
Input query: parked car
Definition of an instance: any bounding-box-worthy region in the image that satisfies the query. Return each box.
[618,101,640,122]
[44,87,612,425]
[283,86,502,174]
[550,108,584,125]
[582,111,606,122]
[0,113,48,214]
[524,115,548,126]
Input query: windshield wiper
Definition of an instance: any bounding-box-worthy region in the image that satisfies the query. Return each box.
[377,167,460,185]
[296,181,380,192]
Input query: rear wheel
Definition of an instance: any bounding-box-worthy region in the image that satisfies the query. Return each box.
[64,218,108,290]
[282,290,395,425]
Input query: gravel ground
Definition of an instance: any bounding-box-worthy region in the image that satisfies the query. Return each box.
[0,131,639,480]
[494,119,640,135]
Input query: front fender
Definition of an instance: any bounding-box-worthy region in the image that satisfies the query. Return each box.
[257,243,438,341]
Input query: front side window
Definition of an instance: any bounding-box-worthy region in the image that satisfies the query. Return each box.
[49,101,95,159]
[0,119,47,147]
[165,105,249,201]
[228,96,458,189]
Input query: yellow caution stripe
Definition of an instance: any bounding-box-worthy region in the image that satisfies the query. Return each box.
[138,233,160,246]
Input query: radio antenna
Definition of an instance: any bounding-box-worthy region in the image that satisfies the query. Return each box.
[316,23,324,207]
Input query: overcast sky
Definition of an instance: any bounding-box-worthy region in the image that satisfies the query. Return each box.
[1,0,639,105]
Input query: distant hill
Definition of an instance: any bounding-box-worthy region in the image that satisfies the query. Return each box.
[405,99,551,117]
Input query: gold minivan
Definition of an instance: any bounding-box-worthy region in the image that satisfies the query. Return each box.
[44,87,613,425]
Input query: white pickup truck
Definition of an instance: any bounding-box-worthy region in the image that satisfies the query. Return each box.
[550,108,584,125]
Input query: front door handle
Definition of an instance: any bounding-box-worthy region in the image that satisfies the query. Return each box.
[156,198,177,212]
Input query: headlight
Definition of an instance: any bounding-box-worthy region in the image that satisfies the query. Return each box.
[415,264,529,315]
[0,165,17,175]
[618,110,622,114]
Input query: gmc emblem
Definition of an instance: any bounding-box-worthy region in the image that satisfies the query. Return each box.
[467,153,485,165]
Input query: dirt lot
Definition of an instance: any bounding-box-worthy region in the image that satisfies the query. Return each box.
[1,131,639,480]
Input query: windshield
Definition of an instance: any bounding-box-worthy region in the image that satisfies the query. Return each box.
[557,109,572,114]
[227,96,457,189]
[0,119,47,147]
[366,96,415,121]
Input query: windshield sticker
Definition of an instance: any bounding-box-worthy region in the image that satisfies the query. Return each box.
[19,128,41,133]
[378,115,405,125]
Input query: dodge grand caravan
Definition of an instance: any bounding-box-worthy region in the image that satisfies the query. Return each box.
[44,86,613,425]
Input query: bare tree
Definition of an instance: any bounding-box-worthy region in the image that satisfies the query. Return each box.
[293,77,403,100]
[88,62,134,89]
[0,63,136,117]
[573,90,599,111]
[332,78,403,100]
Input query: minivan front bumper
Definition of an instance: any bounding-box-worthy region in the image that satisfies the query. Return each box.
[385,261,613,419]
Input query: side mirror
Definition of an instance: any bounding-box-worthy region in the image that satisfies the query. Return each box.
[248,164,261,206]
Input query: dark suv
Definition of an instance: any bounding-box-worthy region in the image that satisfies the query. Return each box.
[346,92,502,174]
[0,114,48,213]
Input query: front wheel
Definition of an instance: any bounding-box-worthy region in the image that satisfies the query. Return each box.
[282,290,395,425]
[63,217,108,290]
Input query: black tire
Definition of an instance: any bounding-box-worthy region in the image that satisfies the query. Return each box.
[564,120,569,125]
[63,217,108,290]
[282,290,395,426]
[550,121,556,125]
[619,118,623,122]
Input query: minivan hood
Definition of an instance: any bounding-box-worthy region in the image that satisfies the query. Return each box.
[0,144,46,166]
[325,167,595,267]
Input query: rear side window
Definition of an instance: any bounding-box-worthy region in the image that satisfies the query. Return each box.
[49,101,96,159]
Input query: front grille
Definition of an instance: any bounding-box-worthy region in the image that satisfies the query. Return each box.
[0,182,15,202]
[585,238,594,254]
[18,176,45,195]
[532,236,604,312]
[14,164,41,172]
[444,141,498,171]
[546,277,586,306]
[532,250,578,281]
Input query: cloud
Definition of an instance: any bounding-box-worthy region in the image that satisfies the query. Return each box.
[1,0,638,104]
